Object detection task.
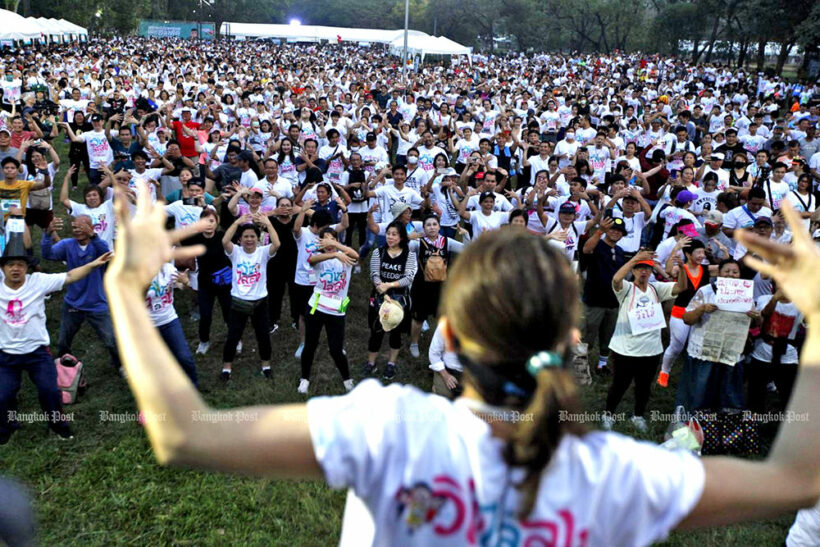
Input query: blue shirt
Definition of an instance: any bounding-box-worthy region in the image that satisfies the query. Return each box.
[40,234,109,312]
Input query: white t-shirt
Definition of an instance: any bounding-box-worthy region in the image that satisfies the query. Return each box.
[787,502,820,547]
[308,380,705,547]
[751,295,803,364]
[610,212,647,253]
[0,273,67,354]
[320,144,347,183]
[466,192,513,212]
[80,130,114,169]
[722,205,773,231]
[417,146,447,173]
[404,167,430,196]
[146,263,178,327]
[468,210,509,237]
[129,168,164,201]
[311,256,354,317]
[69,199,116,249]
[545,219,589,261]
[374,184,424,223]
[294,225,338,286]
[785,191,816,232]
[690,188,720,218]
[165,201,206,230]
[610,281,677,357]
[761,179,791,210]
[229,244,273,299]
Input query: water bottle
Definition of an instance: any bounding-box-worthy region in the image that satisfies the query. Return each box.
[661,405,702,455]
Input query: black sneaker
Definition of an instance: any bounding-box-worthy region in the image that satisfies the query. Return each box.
[261,368,272,379]
[219,370,232,383]
[362,362,377,376]
[383,363,396,381]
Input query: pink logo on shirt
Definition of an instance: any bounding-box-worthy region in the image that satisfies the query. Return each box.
[4,299,26,326]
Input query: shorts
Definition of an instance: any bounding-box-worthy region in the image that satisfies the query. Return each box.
[292,283,315,318]
[411,278,442,321]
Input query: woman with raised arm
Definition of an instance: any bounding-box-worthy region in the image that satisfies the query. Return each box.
[105,190,820,546]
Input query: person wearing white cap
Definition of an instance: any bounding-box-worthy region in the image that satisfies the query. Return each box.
[695,152,729,191]
[696,209,734,262]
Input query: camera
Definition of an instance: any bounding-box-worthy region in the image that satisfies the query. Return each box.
[182,197,199,206]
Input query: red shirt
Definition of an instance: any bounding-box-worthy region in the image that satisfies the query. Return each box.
[172,121,200,157]
[10,130,36,149]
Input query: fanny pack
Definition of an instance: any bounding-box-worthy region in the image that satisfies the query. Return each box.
[211,266,232,286]
[231,296,263,315]
[310,292,350,315]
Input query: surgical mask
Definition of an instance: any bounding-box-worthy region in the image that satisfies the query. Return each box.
[350,146,360,152]
[407,156,418,164]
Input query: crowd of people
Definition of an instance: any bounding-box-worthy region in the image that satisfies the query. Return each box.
[0,36,818,442]
[0,33,819,545]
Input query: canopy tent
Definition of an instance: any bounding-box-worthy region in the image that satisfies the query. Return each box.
[388,34,472,57]
[219,22,430,45]
[57,18,89,38]
[0,9,42,40]
[33,18,74,41]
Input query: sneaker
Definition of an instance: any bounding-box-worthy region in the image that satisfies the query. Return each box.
[269,323,279,335]
[196,341,210,355]
[657,371,669,388]
[363,362,377,376]
[190,310,201,321]
[383,363,396,381]
[53,428,74,441]
[219,370,231,383]
[601,415,615,431]
[631,415,648,433]
[262,368,272,379]
[294,343,305,359]
[298,379,310,394]
[343,379,354,392]
[421,320,430,333]
[236,341,243,354]
[409,343,420,358]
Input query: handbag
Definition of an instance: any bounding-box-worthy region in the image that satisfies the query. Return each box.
[28,187,51,210]
[698,410,760,456]
[211,266,232,286]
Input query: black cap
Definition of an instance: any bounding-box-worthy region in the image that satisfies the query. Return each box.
[90,113,103,122]
[754,216,773,227]
[238,150,254,162]
[610,217,628,234]
[365,131,377,141]
[186,178,205,188]
[478,191,496,203]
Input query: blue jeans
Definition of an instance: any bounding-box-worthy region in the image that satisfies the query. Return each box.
[357,230,378,259]
[0,347,71,436]
[57,303,121,370]
[158,319,198,387]
[676,354,745,412]
[440,225,457,239]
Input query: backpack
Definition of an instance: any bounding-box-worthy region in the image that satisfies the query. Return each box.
[55,354,87,404]
[422,238,448,282]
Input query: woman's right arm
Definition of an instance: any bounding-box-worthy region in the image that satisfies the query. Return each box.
[678,202,820,529]
[104,186,321,479]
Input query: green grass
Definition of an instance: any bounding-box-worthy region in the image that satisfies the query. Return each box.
[1,140,794,545]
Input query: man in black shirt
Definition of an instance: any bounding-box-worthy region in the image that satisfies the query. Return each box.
[715,128,748,164]
[581,216,628,375]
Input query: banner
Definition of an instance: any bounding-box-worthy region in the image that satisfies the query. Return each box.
[138,20,215,40]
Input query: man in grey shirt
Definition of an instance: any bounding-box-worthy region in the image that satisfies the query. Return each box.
[696,210,734,263]
[0,129,19,162]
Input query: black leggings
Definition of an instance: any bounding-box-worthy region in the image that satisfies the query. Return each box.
[223,298,271,362]
[197,283,231,343]
[368,327,402,353]
[266,260,298,325]
[300,309,350,380]
[68,149,90,186]
[345,212,368,249]
[745,358,798,414]
[605,352,661,417]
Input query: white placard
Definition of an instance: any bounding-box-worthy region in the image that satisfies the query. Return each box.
[715,277,754,312]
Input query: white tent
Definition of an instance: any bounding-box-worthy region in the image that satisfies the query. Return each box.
[57,18,89,38]
[388,34,471,58]
[35,18,73,41]
[0,9,42,40]
[221,22,431,46]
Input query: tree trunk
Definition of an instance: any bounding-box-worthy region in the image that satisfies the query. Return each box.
[736,37,748,67]
[775,41,794,75]
[755,36,767,71]
[703,15,721,63]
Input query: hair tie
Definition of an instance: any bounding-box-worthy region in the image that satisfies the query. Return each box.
[526,351,563,377]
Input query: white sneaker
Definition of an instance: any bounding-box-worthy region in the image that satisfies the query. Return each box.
[601,415,615,431]
[196,341,210,355]
[631,416,648,433]
[298,379,309,394]
[421,320,430,333]
[409,343,420,358]
[236,340,243,354]
[343,379,354,392]
[294,343,304,359]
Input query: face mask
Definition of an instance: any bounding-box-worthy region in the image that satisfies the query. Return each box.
[407,156,418,164]
[350,146,360,152]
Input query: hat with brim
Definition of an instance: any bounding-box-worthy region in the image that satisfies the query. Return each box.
[379,296,404,332]
[391,201,411,220]
[634,260,654,268]
[0,232,36,267]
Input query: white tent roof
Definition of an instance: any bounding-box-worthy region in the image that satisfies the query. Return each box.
[35,17,72,37]
[57,18,88,36]
[0,9,42,40]
[221,22,432,45]
[389,34,471,56]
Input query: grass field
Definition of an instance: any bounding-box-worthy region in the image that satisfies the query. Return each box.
[1,141,795,545]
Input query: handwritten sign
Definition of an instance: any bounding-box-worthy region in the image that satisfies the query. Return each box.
[627,300,665,335]
[715,277,754,312]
